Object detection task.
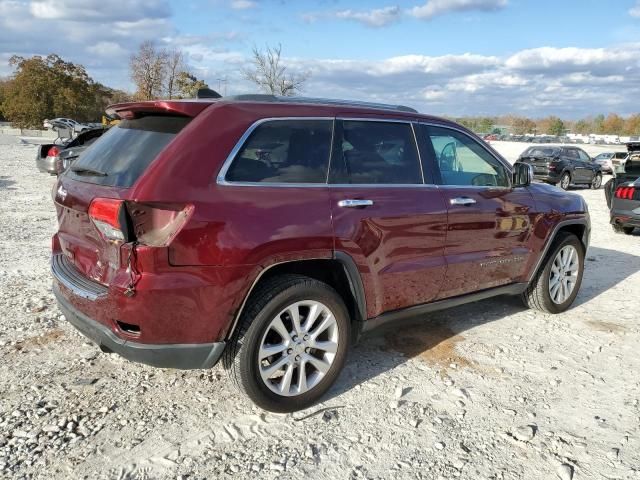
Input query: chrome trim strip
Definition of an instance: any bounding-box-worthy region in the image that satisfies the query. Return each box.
[216,116,335,186]
[338,199,374,208]
[51,254,108,301]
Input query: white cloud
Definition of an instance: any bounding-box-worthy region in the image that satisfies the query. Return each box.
[410,0,507,19]
[630,1,640,18]
[334,6,402,27]
[29,0,171,22]
[230,0,257,10]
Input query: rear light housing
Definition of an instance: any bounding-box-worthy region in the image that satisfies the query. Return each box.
[88,198,193,246]
[88,198,129,242]
[615,186,637,200]
[47,146,60,157]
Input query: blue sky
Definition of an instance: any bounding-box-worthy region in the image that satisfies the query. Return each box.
[1,0,640,117]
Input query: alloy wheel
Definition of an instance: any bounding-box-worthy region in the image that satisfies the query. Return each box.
[258,300,339,397]
[548,245,580,304]
[560,174,570,190]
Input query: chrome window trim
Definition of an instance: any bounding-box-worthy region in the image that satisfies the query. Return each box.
[418,122,514,188]
[216,116,335,186]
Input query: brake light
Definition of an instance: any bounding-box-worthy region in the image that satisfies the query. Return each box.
[615,186,636,200]
[88,198,127,242]
[47,146,60,157]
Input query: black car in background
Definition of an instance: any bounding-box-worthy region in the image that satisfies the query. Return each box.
[515,145,603,190]
[606,142,640,234]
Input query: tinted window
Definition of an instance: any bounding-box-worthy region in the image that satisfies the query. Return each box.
[614,152,628,159]
[425,126,509,187]
[330,121,422,184]
[66,116,190,187]
[564,149,579,159]
[577,150,590,161]
[226,120,332,183]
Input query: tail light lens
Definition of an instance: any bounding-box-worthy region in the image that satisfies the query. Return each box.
[615,186,636,200]
[89,198,128,242]
[47,146,60,157]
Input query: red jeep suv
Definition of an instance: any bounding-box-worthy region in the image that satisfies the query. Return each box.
[51,96,590,412]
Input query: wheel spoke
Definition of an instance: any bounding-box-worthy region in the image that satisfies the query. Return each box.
[311,340,338,354]
[259,342,287,360]
[303,303,322,332]
[279,363,294,394]
[306,355,331,375]
[261,355,290,380]
[270,317,292,343]
[310,313,335,339]
[297,360,308,393]
[287,305,302,336]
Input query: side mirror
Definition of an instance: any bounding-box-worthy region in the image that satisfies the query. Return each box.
[513,162,533,187]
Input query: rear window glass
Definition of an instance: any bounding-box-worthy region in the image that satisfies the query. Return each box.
[66,115,190,187]
[225,119,332,183]
[525,147,559,157]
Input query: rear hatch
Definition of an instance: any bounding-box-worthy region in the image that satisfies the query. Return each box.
[54,109,198,286]
[517,147,560,175]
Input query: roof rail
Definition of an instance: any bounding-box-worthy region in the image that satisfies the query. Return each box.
[225,94,418,113]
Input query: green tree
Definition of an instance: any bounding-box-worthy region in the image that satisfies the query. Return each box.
[592,114,605,134]
[174,71,208,98]
[547,116,565,136]
[573,119,590,134]
[1,54,110,128]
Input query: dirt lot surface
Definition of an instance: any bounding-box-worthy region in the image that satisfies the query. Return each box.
[1,136,639,479]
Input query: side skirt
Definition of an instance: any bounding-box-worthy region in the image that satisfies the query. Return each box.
[361,283,528,334]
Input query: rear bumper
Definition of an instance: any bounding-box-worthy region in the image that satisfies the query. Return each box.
[54,283,225,369]
[610,204,640,228]
[533,172,561,183]
[36,156,57,174]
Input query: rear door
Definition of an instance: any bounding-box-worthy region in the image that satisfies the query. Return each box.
[576,148,595,182]
[328,118,447,318]
[418,124,536,299]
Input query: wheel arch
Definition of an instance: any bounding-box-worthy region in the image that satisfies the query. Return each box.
[224,254,366,342]
[526,218,589,284]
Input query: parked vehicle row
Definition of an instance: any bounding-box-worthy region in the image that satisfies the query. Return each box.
[51,95,590,412]
[515,145,603,190]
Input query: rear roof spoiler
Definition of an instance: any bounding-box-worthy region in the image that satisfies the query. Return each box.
[105,100,213,119]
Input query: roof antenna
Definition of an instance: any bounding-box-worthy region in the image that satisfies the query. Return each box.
[196,88,222,99]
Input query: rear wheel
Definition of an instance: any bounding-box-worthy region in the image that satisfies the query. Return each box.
[559,172,571,190]
[612,224,635,235]
[590,173,602,190]
[521,232,584,314]
[223,274,350,412]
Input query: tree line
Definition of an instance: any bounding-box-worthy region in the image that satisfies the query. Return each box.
[455,113,640,137]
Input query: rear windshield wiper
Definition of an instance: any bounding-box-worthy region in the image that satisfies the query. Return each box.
[71,166,108,177]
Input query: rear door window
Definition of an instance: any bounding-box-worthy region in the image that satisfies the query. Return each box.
[329,120,422,184]
[224,119,333,184]
[66,115,191,187]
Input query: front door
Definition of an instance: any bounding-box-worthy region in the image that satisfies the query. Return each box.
[329,119,448,319]
[418,124,536,299]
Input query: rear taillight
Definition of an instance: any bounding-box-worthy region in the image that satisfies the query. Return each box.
[47,146,60,157]
[126,202,193,247]
[615,186,636,200]
[88,198,128,242]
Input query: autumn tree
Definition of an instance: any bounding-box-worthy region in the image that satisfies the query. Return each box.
[130,41,168,100]
[174,72,208,98]
[165,49,185,99]
[512,117,536,135]
[243,44,310,96]
[1,54,112,128]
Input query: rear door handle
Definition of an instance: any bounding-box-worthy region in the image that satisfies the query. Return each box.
[338,199,374,208]
[450,197,476,206]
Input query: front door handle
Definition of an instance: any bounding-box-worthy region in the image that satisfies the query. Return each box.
[338,199,374,208]
[450,197,476,206]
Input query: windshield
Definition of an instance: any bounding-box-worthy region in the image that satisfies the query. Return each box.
[65,115,190,187]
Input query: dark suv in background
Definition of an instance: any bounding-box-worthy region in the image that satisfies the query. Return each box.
[516,145,603,190]
[51,96,590,412]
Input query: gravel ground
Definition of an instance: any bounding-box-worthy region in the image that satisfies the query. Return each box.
[1,136,639,480]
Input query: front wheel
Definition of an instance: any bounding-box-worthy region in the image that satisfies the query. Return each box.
[223,274,350,412]
[559,172,571,190]
[521,232,584,314]
[590,173,602,190]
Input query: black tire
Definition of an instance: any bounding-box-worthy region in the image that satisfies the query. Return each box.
[590,173,602,190]
[223,274,350,412]
[612,224,635,235]
[521,232,584,314]
[559,172,571,190]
